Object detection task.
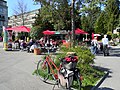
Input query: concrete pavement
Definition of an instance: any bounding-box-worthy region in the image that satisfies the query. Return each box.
[94,46,120,90]
[0,42,53,90]
[0,42,120,90]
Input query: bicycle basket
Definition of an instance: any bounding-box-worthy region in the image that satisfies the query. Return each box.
[61,56,78,70]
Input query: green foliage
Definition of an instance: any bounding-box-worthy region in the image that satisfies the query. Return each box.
[112,34,118,39]
[94,11,107,34]
[33,45,104,90]
[54,46,104,89]
[80,0,101,33]
[30,26,43,39]
[33,0,120,37]
[107,31,112,36]
[60,46,94,64]
[104,0,120,32]
[33,1,71,31]
[81,15,89,32]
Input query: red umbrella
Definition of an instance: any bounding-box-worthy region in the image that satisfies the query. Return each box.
[6,26,30,32]
[43,30,55,35]
[75,28,88,34]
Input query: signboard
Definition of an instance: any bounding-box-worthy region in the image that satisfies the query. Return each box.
[7,30,12,50]
[3,26,8,50]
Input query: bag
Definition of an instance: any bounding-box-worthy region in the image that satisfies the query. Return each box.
[91,41,94,46]
[58,67,74,88]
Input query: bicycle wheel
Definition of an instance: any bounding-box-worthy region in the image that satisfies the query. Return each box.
[71,76,81,90]
[70,70,82,90]
[37,60,50,82]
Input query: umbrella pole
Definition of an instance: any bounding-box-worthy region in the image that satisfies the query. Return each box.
[85,34,87,40]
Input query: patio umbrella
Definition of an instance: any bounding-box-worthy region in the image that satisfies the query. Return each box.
[94,34,101,36]
[43,30,55,45]
[6,26,30,32]
[43,30,55,35]
[75,28,88,34]
[93,34,101,40]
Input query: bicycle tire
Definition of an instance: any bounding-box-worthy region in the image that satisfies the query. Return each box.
[70,71,82,90]
[37,60,50,82]
[37,60,58,85]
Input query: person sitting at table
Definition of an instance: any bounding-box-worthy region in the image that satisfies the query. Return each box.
[27,39,34,46]
[45,39,52,47]
[26,39,35,52]
[14,38,20,49]
[29,42,38,53]
[20,40,27,51]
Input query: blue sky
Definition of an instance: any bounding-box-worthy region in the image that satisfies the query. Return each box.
[5,0,40,17]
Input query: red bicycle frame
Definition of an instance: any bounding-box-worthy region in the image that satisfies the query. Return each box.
[43,55,62,79]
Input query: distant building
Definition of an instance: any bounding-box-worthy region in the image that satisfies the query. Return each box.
[0,0,8,35]
[8,9,40,28]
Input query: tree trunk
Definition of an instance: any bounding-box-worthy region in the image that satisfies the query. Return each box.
[71,0,75,47]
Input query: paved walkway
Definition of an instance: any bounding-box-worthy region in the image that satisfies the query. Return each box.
[0,42,120,90]
[94,45,120,90]
[0,42,53,90]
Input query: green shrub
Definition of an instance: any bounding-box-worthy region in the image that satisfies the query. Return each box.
[33,46,104,90]
[112,34,118,39]
[60,46,94,65]
[55,46,104,90]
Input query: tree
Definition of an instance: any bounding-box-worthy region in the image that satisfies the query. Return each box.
[94,11,107,34]
[33,0,82,42]
[12,0,30,39]
[104,0,120,32]
[13,0,28,25]
[81,14,89,32]
[80,0,102,33]
[33,0,71,31]
[33,0,120,41]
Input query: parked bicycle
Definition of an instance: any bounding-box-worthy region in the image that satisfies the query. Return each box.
[36,50,82,90]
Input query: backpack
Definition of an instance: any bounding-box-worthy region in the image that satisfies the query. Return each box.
[91,41,94,46]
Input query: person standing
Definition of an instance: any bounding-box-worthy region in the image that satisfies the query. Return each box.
[102,35,109,56]
[91,37,98,55]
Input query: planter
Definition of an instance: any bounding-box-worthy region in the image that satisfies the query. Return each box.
[34,48,41,55]
[63,42,71,48]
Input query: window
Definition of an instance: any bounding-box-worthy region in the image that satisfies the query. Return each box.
[2,16,5,19]
[0,8,3,13]
[0,21,2,25]
[0,26,2,28]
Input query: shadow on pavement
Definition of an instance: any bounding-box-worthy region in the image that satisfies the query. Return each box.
[96,87,114,90]
[110,54,120,57]
[92,65,112,73]
[90,65,113,90]
[92,65,112,79]
[96,47,120,57]
[109,47,120,57]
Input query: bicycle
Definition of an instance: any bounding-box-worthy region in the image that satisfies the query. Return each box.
[36,49,82,90]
